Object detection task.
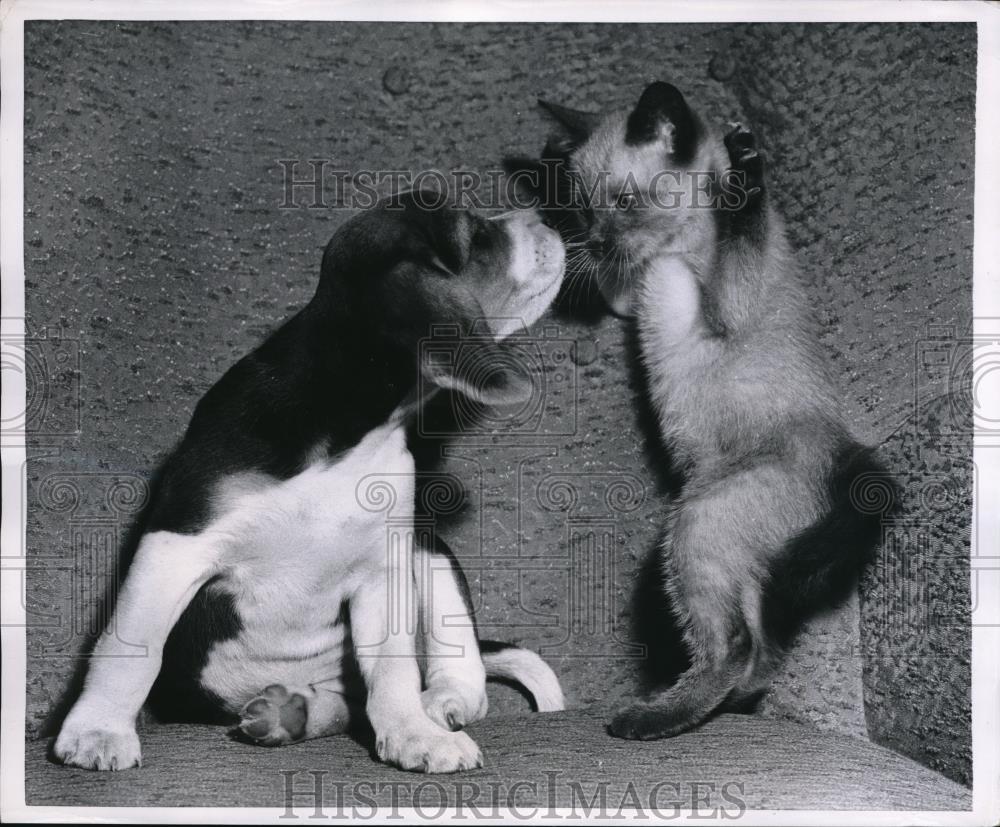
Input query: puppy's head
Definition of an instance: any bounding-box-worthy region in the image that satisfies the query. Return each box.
[319,191,565,404]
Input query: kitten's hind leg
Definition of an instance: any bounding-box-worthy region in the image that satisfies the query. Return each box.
[610,468,793,740]
[609,614,752,740]
[609,501,754,740]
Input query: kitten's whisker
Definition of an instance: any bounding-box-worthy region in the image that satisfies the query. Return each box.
[611,247,626,292]
[564,252,597,308]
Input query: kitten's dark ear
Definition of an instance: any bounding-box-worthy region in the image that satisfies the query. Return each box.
[626,81,700,164]
[420,336,534,406]
[538,99,601,150]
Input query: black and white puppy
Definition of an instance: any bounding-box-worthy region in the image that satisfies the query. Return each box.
[54,192,566,774]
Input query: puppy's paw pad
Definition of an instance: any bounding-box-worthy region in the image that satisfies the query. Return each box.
[377,727,483,774]
[54,726,142,771]
[421,684,488,731]
[238,684,308,746]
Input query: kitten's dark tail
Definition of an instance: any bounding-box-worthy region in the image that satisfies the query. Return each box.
[762,442,898,648]
[609,630,752,740]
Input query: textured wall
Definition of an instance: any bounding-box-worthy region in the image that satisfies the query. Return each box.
[21,21,972,784]
[723,24,976,785]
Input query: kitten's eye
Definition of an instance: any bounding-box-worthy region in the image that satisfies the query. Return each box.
[616,192,639,212]
[472,225,491,247]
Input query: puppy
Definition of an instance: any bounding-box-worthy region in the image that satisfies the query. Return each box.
[54,191,566,773]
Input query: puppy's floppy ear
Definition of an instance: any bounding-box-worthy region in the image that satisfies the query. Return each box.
[399,195,472,275]
[538,99,601,151]
[430,210,476,275]
[420,333,534,406]
[625,81,701,164]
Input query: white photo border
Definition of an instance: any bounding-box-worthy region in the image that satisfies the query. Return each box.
[1,0,997,824]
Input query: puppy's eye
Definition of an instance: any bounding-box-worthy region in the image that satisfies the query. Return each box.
[429,255,457,277]
[616,192,639,212]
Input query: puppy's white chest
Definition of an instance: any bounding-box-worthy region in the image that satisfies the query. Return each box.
[196,424,415,707]
[214,424,414,581]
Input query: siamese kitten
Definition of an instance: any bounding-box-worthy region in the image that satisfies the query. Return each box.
[509,82,894,739]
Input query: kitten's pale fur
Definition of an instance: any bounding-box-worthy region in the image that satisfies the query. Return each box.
[512,83,894,739]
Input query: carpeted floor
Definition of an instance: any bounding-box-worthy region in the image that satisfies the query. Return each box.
[25,710,971,811]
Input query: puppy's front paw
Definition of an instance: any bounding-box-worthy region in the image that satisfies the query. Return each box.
[238,684,308,746]
[376,725,483,773]
[54,720,142,771]
[421,682,488,731]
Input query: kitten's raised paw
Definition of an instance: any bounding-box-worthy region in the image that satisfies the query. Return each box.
[238,684,307,746]
[723,123,764,202]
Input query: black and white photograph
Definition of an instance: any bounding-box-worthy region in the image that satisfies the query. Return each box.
[1,1,998,823]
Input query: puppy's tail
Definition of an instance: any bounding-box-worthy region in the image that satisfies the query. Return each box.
[479,640,565,712]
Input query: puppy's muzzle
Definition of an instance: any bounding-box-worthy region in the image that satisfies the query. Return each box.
[490,209,565,290]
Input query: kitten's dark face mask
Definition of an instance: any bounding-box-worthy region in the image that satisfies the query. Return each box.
[508,82,705,317]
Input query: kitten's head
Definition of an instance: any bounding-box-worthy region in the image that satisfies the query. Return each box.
[534,82,718,316]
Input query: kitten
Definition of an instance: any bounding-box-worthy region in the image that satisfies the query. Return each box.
[508,82,895,739]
